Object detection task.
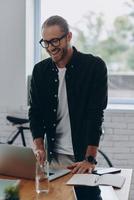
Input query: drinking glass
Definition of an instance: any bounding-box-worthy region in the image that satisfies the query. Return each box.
[35,160,49,194]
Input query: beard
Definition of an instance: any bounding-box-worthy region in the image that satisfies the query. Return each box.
[48,46,68,64]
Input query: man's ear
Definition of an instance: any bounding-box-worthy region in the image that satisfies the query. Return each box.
[67,32,72,41]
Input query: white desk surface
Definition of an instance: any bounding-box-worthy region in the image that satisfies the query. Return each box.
[100,168,133,200]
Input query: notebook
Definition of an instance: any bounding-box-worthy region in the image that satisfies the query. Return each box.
[0,144,70,180]
[67,173,125,188]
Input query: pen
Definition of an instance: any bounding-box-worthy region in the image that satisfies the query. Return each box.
[94,176,100,184]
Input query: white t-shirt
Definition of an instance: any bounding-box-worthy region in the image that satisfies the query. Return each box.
[55,67,74,155]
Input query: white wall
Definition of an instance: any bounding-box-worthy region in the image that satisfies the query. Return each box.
[0,0,26,108]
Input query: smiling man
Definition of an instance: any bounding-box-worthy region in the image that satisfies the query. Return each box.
[29,15,108,178]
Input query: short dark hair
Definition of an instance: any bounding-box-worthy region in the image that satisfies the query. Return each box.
[42,15,69,34]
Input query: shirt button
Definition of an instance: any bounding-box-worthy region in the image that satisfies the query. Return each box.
[54,94,57,98]
[53,123,56,127]
[53,109,56,112]
[51,138,55,141]
[52,68,55,71]
[54,79,58,82]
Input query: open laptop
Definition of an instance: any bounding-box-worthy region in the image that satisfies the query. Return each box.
[0,144,70,181]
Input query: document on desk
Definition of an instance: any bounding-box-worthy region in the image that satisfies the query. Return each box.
[66,174,125,188]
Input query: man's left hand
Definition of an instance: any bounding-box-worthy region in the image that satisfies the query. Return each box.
[67,160,95,174]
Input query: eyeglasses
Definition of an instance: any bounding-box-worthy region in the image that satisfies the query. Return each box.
[39,33,67,48]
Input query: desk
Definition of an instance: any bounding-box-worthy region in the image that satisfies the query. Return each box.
[113,169,132,200]
[0,169,132,200]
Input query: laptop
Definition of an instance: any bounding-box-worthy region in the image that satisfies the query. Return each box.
[0,144,70,180]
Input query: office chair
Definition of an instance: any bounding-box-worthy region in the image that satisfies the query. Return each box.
[3,116,29,146]
[98,149,113,167]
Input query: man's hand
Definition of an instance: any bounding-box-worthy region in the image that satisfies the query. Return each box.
[34,149,46,165]
[67,160,95,174]
[33,138,46,165]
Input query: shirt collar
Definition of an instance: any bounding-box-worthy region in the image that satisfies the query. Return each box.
[50,46,79,71]
[65,46,79,69]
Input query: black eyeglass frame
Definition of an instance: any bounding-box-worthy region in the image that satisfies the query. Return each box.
[39,33,67,48]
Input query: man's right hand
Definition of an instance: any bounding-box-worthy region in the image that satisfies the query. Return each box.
[35,149,46,165]
[33,138,46,165]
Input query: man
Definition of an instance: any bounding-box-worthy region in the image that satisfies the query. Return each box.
[29,15,107,174]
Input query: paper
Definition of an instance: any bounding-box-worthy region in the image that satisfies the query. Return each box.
[99,174,125,188]
[66,173,125,188]
[67,174,98,186]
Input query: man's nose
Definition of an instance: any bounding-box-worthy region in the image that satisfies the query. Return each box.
[47,43,56,51]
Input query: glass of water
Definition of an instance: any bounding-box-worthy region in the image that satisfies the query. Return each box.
[35,160,49,194]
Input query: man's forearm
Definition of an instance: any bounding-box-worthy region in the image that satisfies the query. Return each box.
[33,137,45,151]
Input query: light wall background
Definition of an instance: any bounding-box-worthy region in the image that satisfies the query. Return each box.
[0,0,26,109]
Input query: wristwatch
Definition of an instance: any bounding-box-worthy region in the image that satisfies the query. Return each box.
[85,155,97,165]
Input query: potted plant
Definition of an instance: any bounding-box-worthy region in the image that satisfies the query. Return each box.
[4,185,20,200]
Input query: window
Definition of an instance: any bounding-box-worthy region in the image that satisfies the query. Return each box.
[40,0,134,104]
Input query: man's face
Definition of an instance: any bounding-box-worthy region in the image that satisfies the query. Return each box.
[42,25,72,64]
